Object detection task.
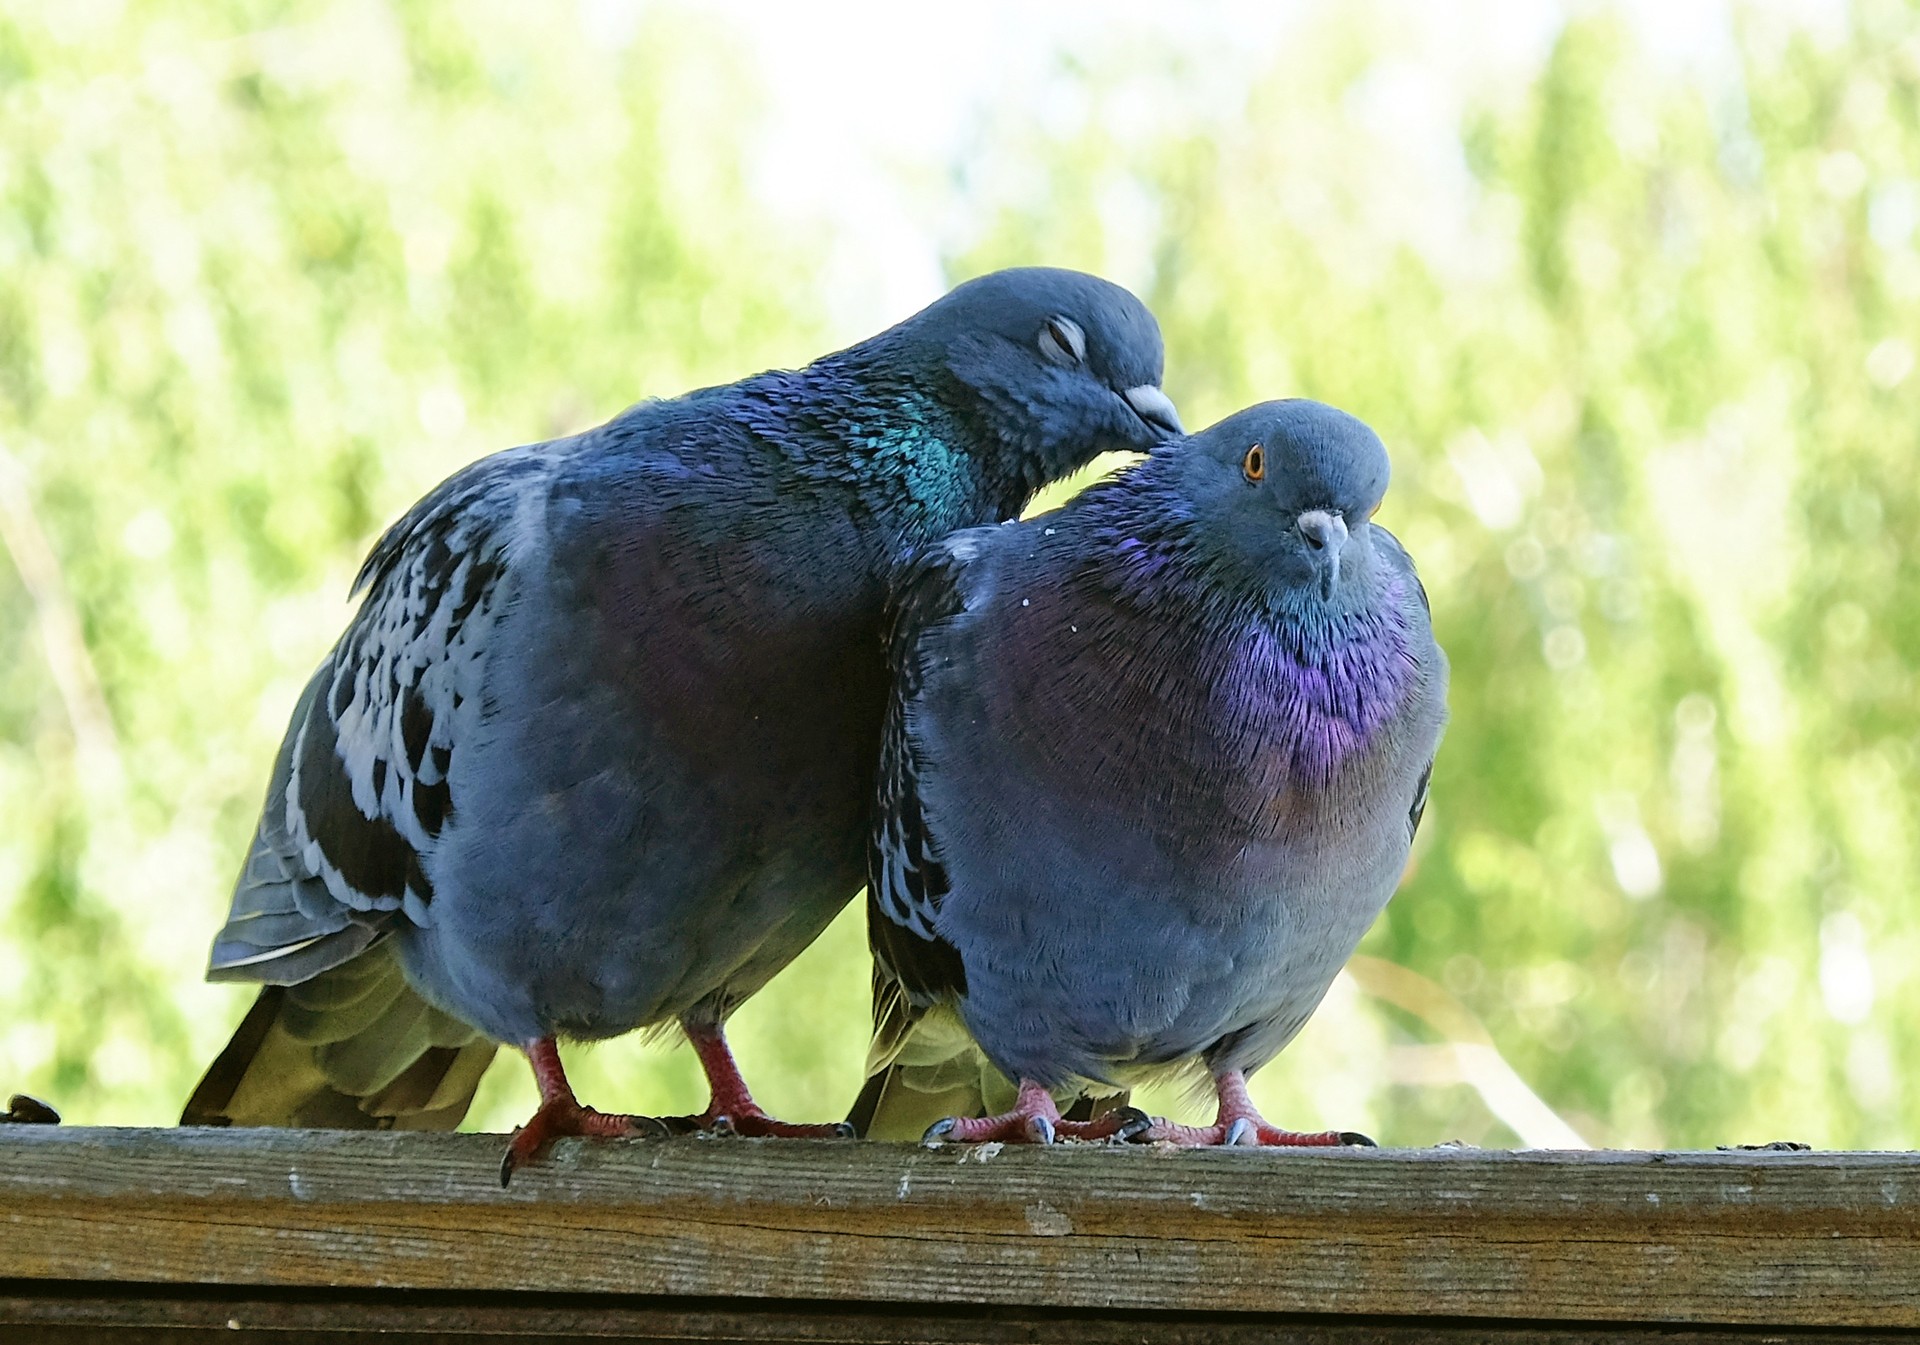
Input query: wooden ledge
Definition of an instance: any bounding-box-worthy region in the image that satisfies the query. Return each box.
[2,1127,1917,1336]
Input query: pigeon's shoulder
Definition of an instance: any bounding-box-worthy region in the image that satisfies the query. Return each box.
[210,440,569,984]
[1365,521,1435,626]
[352,440,562,600]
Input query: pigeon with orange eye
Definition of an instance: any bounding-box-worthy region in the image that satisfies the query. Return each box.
[858,399,1446,1147]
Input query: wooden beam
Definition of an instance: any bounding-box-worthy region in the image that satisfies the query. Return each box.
[3,1127,1917,1333]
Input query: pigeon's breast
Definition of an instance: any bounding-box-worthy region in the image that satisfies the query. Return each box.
[927,554,1443,1086]
[1213,602,1420,804]
[975,577,1419,850]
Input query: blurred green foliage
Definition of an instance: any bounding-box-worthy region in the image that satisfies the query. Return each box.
[3,1,1918,1147]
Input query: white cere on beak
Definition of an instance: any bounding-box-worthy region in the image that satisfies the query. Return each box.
[1296,510,1348,552]
[1297,510,1348,599]
[1123,385,1183,439]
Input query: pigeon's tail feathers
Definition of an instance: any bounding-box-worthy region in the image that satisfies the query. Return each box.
[851,993,1012,1140]
[849,1062,996,1142]
[862,961,920,1078]
[851,995,1130,1140]
[182,941,496,1130]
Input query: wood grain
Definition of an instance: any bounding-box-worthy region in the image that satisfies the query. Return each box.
[2,1127,1916,1330]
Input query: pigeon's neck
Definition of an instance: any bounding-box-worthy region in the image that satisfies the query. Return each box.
[732,354,1029,552]
[1077,484,1418,782]
[1215,602,1417,784]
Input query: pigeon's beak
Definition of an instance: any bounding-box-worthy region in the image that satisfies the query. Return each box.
[1297,510,1348,600]
[1123,385,1184,441]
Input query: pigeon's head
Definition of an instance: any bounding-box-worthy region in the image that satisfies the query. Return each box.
[1174,399,1393,610]
[894,267,1181,488]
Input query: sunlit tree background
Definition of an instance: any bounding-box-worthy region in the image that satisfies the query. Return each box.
[3,0,1916,1148]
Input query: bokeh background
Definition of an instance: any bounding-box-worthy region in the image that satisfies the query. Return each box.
[3,0,1917,1148]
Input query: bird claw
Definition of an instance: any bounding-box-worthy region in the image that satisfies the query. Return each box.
[923,1111,1059,1145]
[499,1102,669,1186]
[923,1099,1067,1145]
[1141,1114,1368,1148]
[925,1082,1147,1146]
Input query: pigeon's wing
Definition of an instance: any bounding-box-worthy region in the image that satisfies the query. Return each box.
[1374,523,1439,842]
[187,447,551,1129]
[208,448,547,984]
[851,526,1129,1138]
[866,529,994,1017]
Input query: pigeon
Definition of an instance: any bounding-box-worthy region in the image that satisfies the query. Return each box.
[860,399,1446,1146]
[181,267,1182,1180]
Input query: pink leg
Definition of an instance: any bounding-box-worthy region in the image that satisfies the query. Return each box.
[500,1038,667,1185]
[1143,1069,1374,1148]
[925,1078,1152,1145]
[663,1022,855,1139]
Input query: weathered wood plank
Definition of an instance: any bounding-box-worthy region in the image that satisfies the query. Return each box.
[2,1127,1916,1329]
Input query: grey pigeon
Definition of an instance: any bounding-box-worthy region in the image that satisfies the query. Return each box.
[181,268,1182,1178]
[860,399,1445,1145]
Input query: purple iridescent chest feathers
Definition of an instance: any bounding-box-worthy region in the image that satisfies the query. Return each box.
[971,463,1420,851]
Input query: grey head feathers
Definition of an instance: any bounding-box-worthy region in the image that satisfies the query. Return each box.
[887,267,1182,492]
[1145,399,1397,615]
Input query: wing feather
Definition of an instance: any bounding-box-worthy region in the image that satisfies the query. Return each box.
[210,448,550,983]
[866,529,1001,1008]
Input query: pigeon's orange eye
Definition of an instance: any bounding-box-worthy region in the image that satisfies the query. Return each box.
[1242,444,1265,483]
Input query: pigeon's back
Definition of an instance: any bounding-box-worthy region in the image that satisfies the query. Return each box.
[403,407,901,1044]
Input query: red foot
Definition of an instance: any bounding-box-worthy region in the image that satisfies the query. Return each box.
[924,1079,1152,1145]
[1141,1070,1374,1148]
[499,1038,668,1185]
[502,1097,667,1184]
[669,1021,853,1140]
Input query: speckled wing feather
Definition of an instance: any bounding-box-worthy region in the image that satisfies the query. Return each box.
[207,449,547,983]
[850,531,991,1138]
[866,530,993,1016]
